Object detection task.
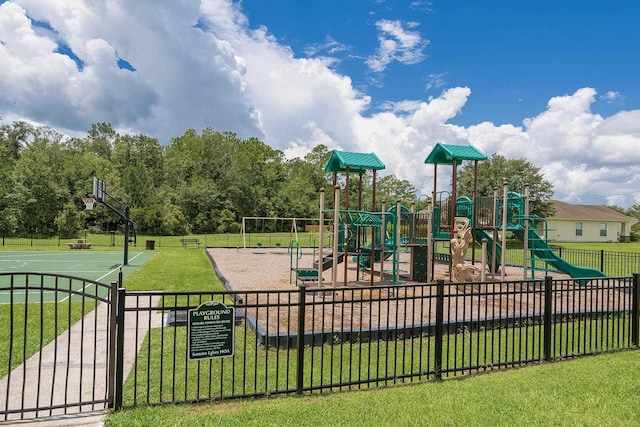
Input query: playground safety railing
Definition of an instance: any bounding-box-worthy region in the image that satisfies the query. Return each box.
[101,274,639,411]
[2,271,637,419]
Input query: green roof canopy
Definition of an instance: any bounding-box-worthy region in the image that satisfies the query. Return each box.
[324,150,386,174]
[424,142,487,165]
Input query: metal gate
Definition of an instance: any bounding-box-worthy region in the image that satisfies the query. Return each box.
[0,273,118,422]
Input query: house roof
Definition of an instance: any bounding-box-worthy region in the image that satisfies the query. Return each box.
[324,150,386,174]
[549,200,638,223]
[424,142,488,165]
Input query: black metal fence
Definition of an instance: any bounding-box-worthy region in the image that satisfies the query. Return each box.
[553,247,640,277]
[113,274,640,408]
[2,271,639,420]
[0,273,116,421]
[3,230,640,276]
[469,243,640,277]
[0,231,317,249]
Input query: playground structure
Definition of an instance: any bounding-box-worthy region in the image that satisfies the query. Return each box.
[291,144,606,287]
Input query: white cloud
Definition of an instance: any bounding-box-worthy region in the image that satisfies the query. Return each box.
[303,35,349,58]
[600,90,623,103]
[425,72,447,92]
[1,0,261,139]
[365,19,428,72]
[469,89,640,206]
[1,1,640,209]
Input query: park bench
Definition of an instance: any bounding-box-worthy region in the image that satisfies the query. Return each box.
[180,238,200,249]
[68,238,92,249]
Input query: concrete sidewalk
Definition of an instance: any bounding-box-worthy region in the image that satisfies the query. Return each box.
[0,295,163,425]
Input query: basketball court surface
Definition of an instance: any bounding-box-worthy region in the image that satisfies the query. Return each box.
[0,250,154,303]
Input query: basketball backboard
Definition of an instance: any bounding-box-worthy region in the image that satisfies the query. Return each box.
[93,177,106,202]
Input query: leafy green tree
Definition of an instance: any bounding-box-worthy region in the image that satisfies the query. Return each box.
[303,144,333,188]
[608,202,640,242]
[161,203,188,235]
[55,202,85,238]
[61,151,112,201]
[631,222,640,242]
[457,154,555,218]
[217,208,241,233]
[0,135,15,232]
[86,122,117,160]
[222,135,286,219]
[626,202,640,219]
[0,120,34,159]
[174,179,226,233]
[131,203,164,235]
[375,175,418,203]
[274,158,321,219]
[112,134,164,191]
[164,127,231,187]
[10,134,70,235]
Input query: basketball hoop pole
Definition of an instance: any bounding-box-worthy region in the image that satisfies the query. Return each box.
[91,177,134,266]
[103,201,132,267]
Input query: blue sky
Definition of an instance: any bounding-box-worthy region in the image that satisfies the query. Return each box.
[1,0,640,207]
[243,0,637,125]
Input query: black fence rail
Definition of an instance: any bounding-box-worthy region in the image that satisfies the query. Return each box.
[114,275,640,408]
[467,243,640,278]
[0,273,116,422]
[2,272,639,419]
[553,247,640,277]
[0,231,319,250]
[4,230,640,277]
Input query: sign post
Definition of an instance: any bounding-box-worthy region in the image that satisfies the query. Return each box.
[188,301,235,360]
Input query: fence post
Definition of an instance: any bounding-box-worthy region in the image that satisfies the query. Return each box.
[600,250,605,273]
[296,284,307,395]
[114,287,126,410]
[543,276,553,361]
[632,273,639,347]
[107,281,118,408]
[434,279,445,380]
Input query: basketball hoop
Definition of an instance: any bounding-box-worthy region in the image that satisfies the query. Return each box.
[82,197,96,210]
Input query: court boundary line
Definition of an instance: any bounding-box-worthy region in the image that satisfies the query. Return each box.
[0,252,147,303]
[60,252,145,302]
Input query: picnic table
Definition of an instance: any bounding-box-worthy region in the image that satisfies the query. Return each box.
[68,238,92,249]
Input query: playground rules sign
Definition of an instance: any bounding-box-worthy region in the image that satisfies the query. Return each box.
[188,301,235,360]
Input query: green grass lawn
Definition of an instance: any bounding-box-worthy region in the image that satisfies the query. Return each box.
[104,245,638,426]
[105,349,640,427]
[2,243,638,425]
[0,302,88,378]
[118,315,630,409]
[122,247,225,292]
[552,242,640,253]
[0,247,221,379]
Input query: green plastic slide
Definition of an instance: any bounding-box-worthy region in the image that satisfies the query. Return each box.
[475,228,502,271]
[513,228,606,284]
[358,237,394,269]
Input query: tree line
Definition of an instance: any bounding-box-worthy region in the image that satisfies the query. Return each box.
[0,121,418,237]
[4,120,636,240]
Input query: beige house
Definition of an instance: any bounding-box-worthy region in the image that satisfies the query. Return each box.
[543,200,638,243]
